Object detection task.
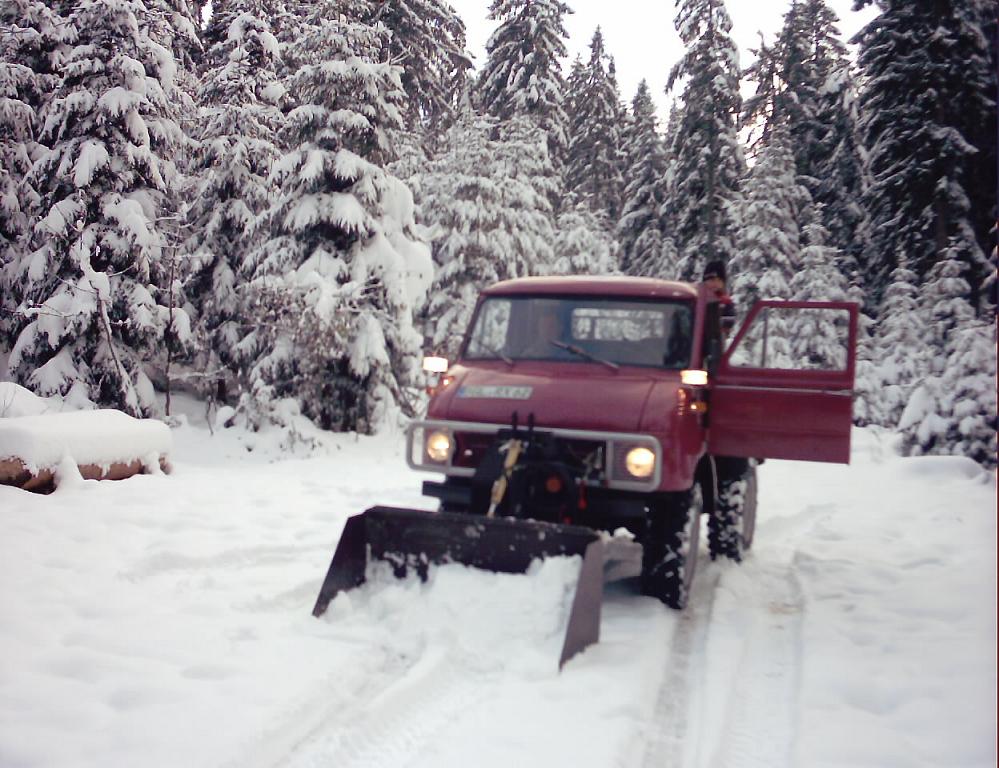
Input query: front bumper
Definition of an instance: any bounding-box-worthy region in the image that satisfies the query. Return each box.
[406,419,664,494]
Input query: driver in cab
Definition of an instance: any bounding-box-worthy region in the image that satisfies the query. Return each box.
[520,302,566,358]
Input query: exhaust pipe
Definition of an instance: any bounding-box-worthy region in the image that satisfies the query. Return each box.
[312,506,605,669]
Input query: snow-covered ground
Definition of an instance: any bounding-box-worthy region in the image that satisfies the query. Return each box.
[0,398,995,768]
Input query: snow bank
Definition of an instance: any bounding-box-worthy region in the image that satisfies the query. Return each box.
[734,428,995,768]
[0,381,62,418]
[0,409,172,475]
[0,422,992,767]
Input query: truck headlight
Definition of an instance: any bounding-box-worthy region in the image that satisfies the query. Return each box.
[425,430,452,463]
[624,446,656,478]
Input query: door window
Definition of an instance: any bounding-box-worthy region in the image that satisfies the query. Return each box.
[727,305,851,371]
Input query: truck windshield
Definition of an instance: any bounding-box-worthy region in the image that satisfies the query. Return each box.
[464,296,693,369]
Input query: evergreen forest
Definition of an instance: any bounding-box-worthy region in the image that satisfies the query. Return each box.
[1,0,995,466]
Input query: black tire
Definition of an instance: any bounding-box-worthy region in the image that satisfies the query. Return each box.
[640,484,702,609]
[708,460,757,562]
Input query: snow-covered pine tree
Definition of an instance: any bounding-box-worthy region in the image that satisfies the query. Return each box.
[617,79,667,276]
[730,132,805,312]
[653,101,683,279]
[492,116,559,272]
[202,0,287,66]
[662,0,745,280]
[788,215,850,368]
[790,217,849,303]
[564,27,625,222]
[814,64,866,289]
[740,32,780,154]
[854,0,996,306]
[412,114,501,357]
[728,132,805,369]
[0,1,65,348]
[243,2,432,433]
[804,0,867,289]
[553,195,615,276]
[899,248,996,467]
[368,0,472,135]
[146,0,203,190]
[873,255,928,427]
[850,295,882,427]
[985,239,999,314]
[744,0,832,157]
[743,0,866,287]
[934,321,997,468]
[964,1,998,277]
[920,247,976,376]
[7,0,189,414]
[476,0,571,165]
[146,0,203,69]
[564,56,585,137]
[142,0,204,404]
[183,2,285,402]
[200,1,250,61]
[413,111,556,356]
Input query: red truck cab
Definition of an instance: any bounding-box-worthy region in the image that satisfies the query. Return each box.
[405,276,858,608]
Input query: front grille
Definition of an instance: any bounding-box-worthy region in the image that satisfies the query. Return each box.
[452,432,494,468]
[453,431,604,475]
[407,420,662,493]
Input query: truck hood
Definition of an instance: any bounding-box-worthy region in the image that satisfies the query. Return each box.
[431,364,661,433]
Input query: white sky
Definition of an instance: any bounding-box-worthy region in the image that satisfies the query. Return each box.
[450,0,879,122]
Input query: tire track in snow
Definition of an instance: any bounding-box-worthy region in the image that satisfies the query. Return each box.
[638,539,814,768]
[638,503,830,768]
[280,647,488,768]
[640,565,722,768]
[224,642,488,768]
[692,503,835,768]
[221,645,417,768]
[702,559,805,768]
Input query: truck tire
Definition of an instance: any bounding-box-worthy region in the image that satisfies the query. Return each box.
[640,484,702,609]
[708,460,757,562]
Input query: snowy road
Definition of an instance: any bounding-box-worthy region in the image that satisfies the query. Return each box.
[1,416,995,768]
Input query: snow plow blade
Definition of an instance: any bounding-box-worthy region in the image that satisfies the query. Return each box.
[312,506,605,668]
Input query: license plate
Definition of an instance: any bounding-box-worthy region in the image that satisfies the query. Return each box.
[457,385,533,400]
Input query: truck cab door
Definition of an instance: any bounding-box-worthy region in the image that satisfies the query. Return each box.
[708,300,859,464]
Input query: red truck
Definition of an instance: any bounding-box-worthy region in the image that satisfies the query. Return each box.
[314,276,858,666]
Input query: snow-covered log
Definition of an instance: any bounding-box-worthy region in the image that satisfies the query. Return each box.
[0,407,171,492]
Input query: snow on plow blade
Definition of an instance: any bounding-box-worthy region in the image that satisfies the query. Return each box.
[312,506,605,669]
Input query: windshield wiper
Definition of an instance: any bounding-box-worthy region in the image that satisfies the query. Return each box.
[477,341,514,367]
[550,340,619,371]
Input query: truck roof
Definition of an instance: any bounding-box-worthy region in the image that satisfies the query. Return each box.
[482,276,698,300]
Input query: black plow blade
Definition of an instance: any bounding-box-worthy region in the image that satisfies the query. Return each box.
[312,506,605,669]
